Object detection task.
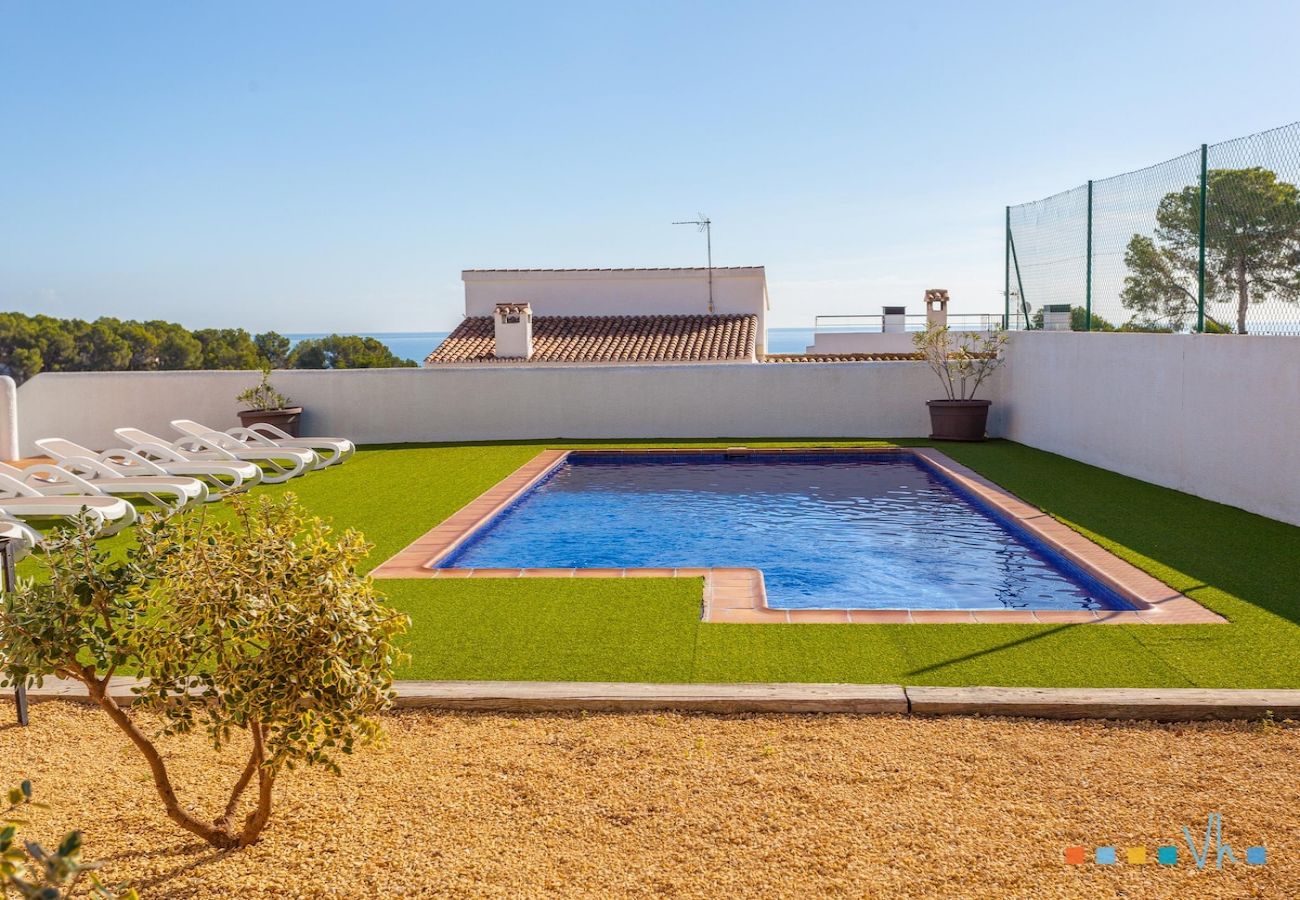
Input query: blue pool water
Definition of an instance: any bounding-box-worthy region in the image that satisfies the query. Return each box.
[442,453,1129,611]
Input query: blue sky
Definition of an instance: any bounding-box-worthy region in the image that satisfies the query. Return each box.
[3,1,1297,331]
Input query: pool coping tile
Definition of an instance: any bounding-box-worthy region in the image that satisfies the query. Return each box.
[371,446,1226,627]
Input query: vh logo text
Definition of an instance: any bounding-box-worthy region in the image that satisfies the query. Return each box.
[1065,813,1267,869]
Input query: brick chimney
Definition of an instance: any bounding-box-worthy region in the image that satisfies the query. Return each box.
[493,303,533,359]
[925,289,949,329]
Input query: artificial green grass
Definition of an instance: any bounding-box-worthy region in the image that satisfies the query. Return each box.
[381,578,702,682]
[34,438,1300,687]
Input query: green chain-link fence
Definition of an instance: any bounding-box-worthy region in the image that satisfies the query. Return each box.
[1005,121,1300,334]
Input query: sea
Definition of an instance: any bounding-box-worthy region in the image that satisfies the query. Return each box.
[287,328,817,363]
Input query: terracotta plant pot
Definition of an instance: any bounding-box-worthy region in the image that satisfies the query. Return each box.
[926,399,991,442]
[238,407,303,438]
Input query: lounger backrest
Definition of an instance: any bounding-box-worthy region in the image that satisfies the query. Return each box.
[171,419,208,438]
[171,420,242,449]
[114,427,164,446]
[34,437,96,460]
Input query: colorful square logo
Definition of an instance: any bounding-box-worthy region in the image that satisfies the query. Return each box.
[1065,814,1268,869]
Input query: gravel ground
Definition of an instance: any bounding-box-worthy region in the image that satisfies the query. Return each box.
[1,701,1297,899]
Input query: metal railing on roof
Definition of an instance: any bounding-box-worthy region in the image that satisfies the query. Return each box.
[812,313,1004,333]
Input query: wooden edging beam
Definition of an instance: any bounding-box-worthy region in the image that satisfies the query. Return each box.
[14,679,1300,722]
[904,686,1300,722]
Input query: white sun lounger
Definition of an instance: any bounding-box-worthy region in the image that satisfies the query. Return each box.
[0,461,206,514]
[114,426,311,484]
[0,472,138,537]
[170,419,354,470]
[35,437,262,497]
[0,516,42,559]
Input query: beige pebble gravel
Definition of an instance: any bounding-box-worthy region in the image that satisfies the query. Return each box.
[1,700,1297,898]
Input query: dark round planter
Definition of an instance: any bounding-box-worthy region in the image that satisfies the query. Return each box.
[238,407,303,438]
[926,399,992,442]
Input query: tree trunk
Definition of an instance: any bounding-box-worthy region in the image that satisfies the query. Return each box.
[238,723,275,847]
[1236,256,1250,334]
[85,677,240,850]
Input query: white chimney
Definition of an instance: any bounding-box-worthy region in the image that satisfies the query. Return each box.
[882,305,906,334]
[493,303,533,359]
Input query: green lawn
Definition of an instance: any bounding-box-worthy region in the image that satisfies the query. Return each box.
[46,439,1300,687]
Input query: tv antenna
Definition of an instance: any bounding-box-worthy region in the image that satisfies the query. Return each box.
[672,214,713,313]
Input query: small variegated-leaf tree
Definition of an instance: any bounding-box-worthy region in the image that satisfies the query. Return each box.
[0,494,409,849]
[912,325,1007,401]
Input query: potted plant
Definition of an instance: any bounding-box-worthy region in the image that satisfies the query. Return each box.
[236,368,303,437]
[912,325,1007,441]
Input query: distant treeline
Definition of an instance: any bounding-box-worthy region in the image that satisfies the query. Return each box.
[0,312,418,385]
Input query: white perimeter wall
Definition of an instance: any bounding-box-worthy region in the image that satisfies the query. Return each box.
[805,333,918,355]
[1001,332,1300,527]
[15,333,1299,527]
[15,361,987,456]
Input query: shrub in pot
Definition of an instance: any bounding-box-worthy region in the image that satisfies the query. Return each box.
[912,325,1007,441]
[236,368,302,437]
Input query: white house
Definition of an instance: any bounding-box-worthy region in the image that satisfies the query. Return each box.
[426,267,770,365]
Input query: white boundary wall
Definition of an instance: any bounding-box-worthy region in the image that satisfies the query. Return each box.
[15,362,989,455]
[1001,332,1300,527]
[16,334,1299,527]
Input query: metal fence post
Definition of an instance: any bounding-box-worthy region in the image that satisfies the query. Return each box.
[1197,143,1208,332]
[1009,229,1029,327]
[1081,179,1092,330]
[1085,180,1094,331]
[1,538,27,726]
[1004,206,1011,330]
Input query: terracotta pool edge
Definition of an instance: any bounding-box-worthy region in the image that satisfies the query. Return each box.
[370,446,1226,626]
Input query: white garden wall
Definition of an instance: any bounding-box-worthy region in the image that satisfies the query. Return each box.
[15,333,1299,527]
[804,332,919,355]
[15,361,987,456]
[1001,332,1300,527]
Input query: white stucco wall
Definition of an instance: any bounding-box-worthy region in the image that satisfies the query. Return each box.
[15,334,1298,527]
[462,268,769,353]
[1000,332,1300,526]
[15,361,994,456]
[805,333,919,355]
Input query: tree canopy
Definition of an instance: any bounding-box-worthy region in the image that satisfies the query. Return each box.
[287,334,414,369]
[0,495,408,850]
[0,313,417,384]
[1120,167,1300,333]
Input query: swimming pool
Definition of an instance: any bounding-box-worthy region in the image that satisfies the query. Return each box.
[439,451,1132,612]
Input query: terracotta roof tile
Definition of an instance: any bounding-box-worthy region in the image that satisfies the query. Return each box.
[425,314,757,365]
[762,353,924,363]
